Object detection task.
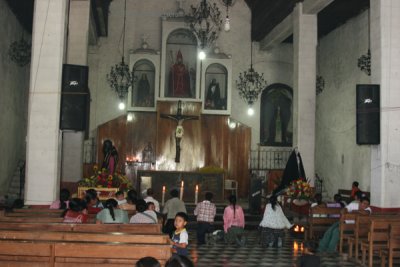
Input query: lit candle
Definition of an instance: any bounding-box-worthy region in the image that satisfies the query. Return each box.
[180,180,184,200]
[161,186,166,206]
[195,185,199,204]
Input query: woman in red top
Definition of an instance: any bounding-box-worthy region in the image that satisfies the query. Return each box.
[62,198,88,223]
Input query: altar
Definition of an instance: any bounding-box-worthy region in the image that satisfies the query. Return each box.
[137,170,225,203]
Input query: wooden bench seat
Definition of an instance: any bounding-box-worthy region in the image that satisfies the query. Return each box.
[0,240,171,267]
[380,223,400,267]
[0,222,162,234]
[360,218,400,267]
[0,229,169,244]
[306,205,342,240]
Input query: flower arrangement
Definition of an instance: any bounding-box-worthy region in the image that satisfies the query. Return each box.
[77,165,133,190]
[286,178,311,200]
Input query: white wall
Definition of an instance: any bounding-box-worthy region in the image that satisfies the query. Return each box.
[0,0,30,195]
[88,0,293,150]
[315,10,371,197]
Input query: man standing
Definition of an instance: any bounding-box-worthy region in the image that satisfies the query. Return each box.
[194,192,216,245]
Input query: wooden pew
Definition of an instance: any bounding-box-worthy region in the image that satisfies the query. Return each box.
[360,218,400,267]
[339,213,357,253]
[0,226,170,266]
[0,240,171,266]
[0,229,169,244]
[306,205,342,240]
[346,215,371,259]
[0,222,162,234]
[380,223,400,267]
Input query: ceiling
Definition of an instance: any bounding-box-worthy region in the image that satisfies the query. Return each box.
[6,0,369,44]
[5,0,112,37]
[245,0,370,42]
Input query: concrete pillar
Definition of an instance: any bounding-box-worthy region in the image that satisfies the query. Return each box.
[293,3,317,183]
[25,0,69,205]
[62,0,91,183]
[370,0,400,208]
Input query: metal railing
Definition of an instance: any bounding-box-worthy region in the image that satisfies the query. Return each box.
[249,148,292,170]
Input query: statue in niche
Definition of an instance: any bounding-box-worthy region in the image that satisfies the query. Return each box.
[260,85,293,146]
[169,50,191,97]
[205,78,221,109]
[136,73,153,107]
[101,140,119,174]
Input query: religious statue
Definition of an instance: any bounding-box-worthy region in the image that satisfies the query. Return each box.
[169,50,191,97]
[101,140,119,174]
[160,101,198,162]
[205,78,221,109]
[136,73,153,107]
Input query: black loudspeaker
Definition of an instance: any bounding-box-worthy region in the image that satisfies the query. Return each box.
[62,64,88,93]
[60,64,90,131]
[356,84,380,144]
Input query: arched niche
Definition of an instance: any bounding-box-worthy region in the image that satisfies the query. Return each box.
[161,26,199,99]
[131,59,156,108]
[260,83,293,147]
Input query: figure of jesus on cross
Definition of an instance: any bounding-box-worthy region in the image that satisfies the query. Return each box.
[160,100,198,163]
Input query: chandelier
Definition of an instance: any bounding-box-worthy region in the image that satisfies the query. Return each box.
[8,37,31,67]
[187,0,222,49]
[236,42,267,108]
[106,0,134,108]
[220,0,236,32]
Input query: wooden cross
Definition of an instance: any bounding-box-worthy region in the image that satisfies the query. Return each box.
[160,100,199,163]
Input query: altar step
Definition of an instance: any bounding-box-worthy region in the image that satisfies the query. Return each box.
[184,203,263,230]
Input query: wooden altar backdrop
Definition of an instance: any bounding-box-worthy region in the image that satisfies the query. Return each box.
[97,101,251,197]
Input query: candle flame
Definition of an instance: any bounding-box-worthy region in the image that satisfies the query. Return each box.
[181,181,184,187]
[162,186,166,192]
[195,185,199,192]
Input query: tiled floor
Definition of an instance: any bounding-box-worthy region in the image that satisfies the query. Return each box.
[187,230,366,267]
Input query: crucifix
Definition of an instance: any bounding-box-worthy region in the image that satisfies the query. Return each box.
[160,100,199,163]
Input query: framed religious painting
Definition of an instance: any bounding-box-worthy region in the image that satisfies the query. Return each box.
[201,57,232,115]
[128,48,160,111]
[160,18,201,100]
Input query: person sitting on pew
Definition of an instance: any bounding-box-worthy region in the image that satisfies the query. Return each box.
[136,256,161,267]
[318,193,371,253]
[85,189,104,214]
[62,198,88,223]
[119,189,137,211]
[130,199,157,224]
[311,193,325,208]
[350,181,361,201]
[96,198,129,224]
[333,193,346,208]
[49,188,70,209]
[115,190,127,206]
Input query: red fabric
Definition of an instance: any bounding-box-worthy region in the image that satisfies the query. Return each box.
[63,210,88,223]
[88,206,102,214]
[169,51,191,97]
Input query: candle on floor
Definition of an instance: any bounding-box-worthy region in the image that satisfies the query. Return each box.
[161,186,166,206]
[195,185,199,204]
[180,180,184,200]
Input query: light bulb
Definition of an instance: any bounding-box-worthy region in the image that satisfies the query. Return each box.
[198,50,206,60]
[118,102,125,110]
[224,17,230,32]
[247,107,254,116]
[127,113,133,121]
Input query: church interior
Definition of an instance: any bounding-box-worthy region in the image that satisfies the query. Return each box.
[1,0,400,266]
